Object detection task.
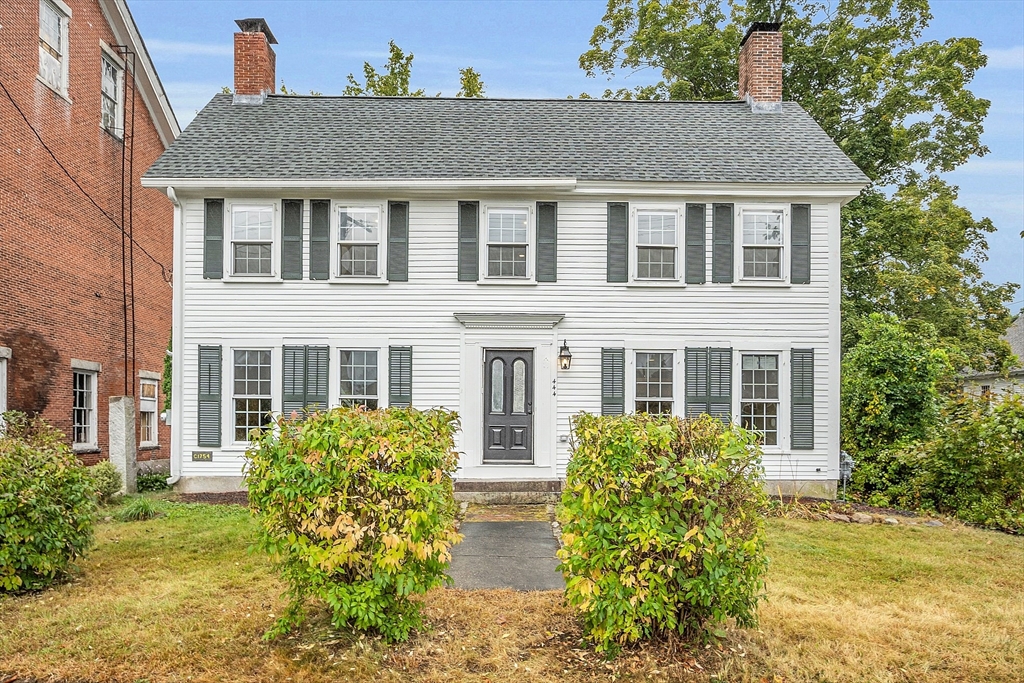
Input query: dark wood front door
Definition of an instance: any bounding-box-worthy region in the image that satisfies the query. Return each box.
[483,349,533,463]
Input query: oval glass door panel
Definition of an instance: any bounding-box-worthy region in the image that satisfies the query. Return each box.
[512,359,526,414]
[490,359,504,414]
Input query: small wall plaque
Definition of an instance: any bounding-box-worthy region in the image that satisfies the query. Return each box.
[191,451,213,462]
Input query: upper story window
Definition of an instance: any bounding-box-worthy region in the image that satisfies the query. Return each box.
[338,207,381,278]
[636,211,677,280]
[486,208,530,278]
[230,205,274,276]
[39,0,70,96]
[100,51,124,138]
[741,209,785,279]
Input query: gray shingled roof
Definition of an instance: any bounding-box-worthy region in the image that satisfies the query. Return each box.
[144,94,868,184]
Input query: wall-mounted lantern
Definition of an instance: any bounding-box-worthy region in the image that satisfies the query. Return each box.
[557,341,572,370]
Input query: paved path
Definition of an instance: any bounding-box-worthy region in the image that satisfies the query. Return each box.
[448,521,565,591]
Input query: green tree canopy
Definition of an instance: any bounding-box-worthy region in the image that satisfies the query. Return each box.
[344,41,486,98]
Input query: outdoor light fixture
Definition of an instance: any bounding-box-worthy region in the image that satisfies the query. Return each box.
[557,341,572,370]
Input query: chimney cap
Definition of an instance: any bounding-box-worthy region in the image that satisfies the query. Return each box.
[235,18,278,44]
[740,22,781,47]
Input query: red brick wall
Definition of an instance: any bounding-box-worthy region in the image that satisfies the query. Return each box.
[233,31,276,96]
[0,0,172,466]
[738,29,783,103]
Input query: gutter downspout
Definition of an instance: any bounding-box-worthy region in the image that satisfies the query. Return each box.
[166,186,184,486]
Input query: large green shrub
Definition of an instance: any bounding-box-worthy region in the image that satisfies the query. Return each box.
[245,406,461,642]
[89,461,123,504]
[558,413,769,653]
[0,413,96,591]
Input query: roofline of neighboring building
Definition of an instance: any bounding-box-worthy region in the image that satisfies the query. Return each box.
[99,0,180,147]
[962,368,1024,381]
[256,94,783,104]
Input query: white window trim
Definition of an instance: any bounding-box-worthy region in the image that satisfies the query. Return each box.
[736,204,790,284]
[99,43,125,139]
[0,356,8,431]
[735,350,788,453]
[627,348,681,416]
[480,203,535,283]
[332,202,387,282]
[228,346,275,446]
[38,0,71,99]
[139,377,159,447]
[631,206,683,284]
[72,369,99,451]
[337,347,386,408]
[224,201,280,280]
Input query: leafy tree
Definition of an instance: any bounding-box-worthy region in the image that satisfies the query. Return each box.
[343,41,486,99]
[279,81,322,96]
[581,0,1016,370]
[457,67,486,98]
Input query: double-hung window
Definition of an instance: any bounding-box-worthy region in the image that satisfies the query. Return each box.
[139,378,158,446]
[100,52,124,137]
[39,0,69,95]
[339,350,378,408]
[230,205,274,276]
[635,352,673,414]
[741,209,785,279]
[486,208,529,278]
[636,211,677,279]
[232,350,272,442]
[0,355,8,430]
[741,354,779,445]
[338,207,381,277]
[72,370,97,448]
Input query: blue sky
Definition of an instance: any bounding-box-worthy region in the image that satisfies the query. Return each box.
[131,0,1024,297]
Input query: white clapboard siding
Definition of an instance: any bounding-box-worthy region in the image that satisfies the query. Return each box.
[176,195,839,482]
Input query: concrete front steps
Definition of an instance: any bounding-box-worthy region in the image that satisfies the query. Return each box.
[453,479,562,504]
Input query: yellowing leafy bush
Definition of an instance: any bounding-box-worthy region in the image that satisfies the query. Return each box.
[245,407,461,642]
[89,461,123,504]
[0,413,96,591]
[558,413,769,653]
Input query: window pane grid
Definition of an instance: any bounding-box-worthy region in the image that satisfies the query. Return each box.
[101,57,120,134]
[742,212,783,245]
[637,213,677,245]
[487,245,527,277]
[635,352,673,414]
[72,371,93,445]
[231,207,273,275]
[637,246,675,279]
[338,208,381,277]
[339,245,379,276]
[486,210,528,278]
[741,354,779,445]
[233,350,272,441]
[743,247,781,278]
[139,379,158,444]
[340,350,378,408]
[487,211,528,243]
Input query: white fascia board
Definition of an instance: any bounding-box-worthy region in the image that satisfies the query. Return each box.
[98,0,181,147]
[141,177,580,193]
[573,180,868,204]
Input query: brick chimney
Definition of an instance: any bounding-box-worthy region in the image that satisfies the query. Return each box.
[737,22,782,113]
[233,18,277,104]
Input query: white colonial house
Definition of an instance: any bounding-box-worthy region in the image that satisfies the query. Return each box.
[142,20,868,498]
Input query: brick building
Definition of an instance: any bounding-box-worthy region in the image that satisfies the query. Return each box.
[0,0,179,470]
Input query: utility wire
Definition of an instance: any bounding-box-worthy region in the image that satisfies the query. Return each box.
[0,76,171,284]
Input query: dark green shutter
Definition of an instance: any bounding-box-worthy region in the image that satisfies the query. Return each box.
[457,201,479,281]
[708,348,732,421]
[536,202,557,282]
[601,348,625,415]
[685,348,709,417]
[197,345,221,447]
[282,199,303,280]
[305,345,329,411]
[791,348,814,449]
[203,199,224,279]
[684,203,706,284]
[388,201,409,282]
[606,202,629,283]
[282,346,306,416]
[389,346,413,407]
[711,203,734,283]
[310,200,330,280]
[791,204,811,284]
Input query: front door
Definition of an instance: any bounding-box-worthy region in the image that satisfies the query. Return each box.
[483,349,534,463]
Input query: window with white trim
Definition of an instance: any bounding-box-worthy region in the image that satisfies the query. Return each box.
[741,209,785,279]
[486,207,529,278]
[636,211,677,279]
[72,370,97,447]
[39,0,69,95]
[139,378,158,446]
[230,205,274,276]
[233,350,272,442]
[741,354,779,445]
[635,352,673,414]
[338,207,381,277]
[339,350,378,408]
[0,357,8,430]
[101,52,123,138]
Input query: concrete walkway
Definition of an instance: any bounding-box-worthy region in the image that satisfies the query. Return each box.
[448,520,565,591]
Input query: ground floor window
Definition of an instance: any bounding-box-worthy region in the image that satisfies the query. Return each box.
[73,370,98,447]
[741,354,779,445]
[139,378,159,446]
[339,350,378,408]
[635,351,673,414]
[0,357,7,429]
[233,350,272,442]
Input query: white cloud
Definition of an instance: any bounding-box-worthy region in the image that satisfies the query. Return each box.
[985,46,1024,70]
[146,39,233,60]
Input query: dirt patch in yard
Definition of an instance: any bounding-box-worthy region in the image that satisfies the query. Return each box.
[170,491,249,506]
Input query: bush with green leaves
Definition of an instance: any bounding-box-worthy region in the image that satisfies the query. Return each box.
[115,496,164,522]
[558,413,769,653]
[89,461,123,504]
[0,412,96,591]
[137,472,171,492]
[245,406,461,642]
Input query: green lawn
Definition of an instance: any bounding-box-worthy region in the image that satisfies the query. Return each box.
[1,502,1021,683]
